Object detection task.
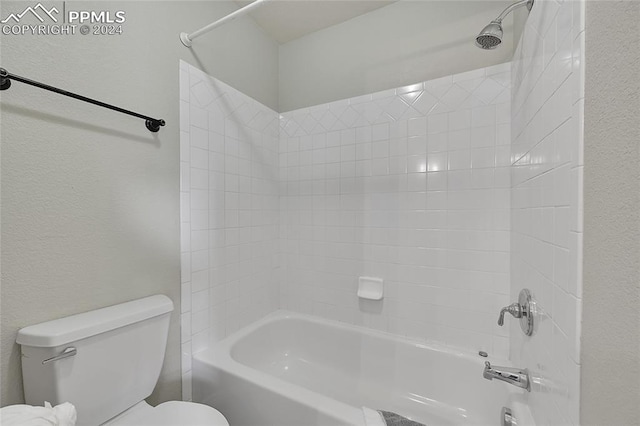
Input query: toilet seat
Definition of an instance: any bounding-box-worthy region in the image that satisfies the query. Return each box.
[104,401,229,426]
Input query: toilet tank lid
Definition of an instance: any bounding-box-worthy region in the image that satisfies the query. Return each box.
[17,295,174,348]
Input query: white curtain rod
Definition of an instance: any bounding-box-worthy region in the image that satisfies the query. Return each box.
[180,0,270,47]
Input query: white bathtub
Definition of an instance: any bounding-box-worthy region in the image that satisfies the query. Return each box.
[193,311,534,426]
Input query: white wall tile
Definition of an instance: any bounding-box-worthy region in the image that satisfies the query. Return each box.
[180,62,280,403]
[181,372,192,402]
[280,64,512,358]
[510,1,584,424]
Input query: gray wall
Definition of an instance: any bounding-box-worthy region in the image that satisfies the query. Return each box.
[278,0,515,112]
[581,1,640,424]
[0,1,278,406]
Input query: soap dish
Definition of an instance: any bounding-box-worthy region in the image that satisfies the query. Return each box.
[357,277,384,300]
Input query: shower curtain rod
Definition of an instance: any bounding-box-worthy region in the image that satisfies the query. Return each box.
[180,0,270,47]
[0,67,166,133]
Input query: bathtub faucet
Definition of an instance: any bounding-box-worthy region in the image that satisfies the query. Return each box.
[483,361,531,392]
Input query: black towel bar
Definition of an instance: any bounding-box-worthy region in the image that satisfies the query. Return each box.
[0,67,166,133]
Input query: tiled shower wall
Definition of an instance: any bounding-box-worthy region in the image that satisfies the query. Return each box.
[179,60,280,399]
[510,0,584,424]
[279,63,513,357]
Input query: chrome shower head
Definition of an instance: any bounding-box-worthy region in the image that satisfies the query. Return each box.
[475,0,534,50]
[476,20,503,50]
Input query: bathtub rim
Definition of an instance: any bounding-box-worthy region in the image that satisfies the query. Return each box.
[193,311,365,425]
[192,310,530,426]
[198,309,510,366]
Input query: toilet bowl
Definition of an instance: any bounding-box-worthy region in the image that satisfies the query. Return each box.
[103,401,228,426]
[17,295,229,426]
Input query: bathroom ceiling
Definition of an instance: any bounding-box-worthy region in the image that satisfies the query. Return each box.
[234,0,397,44]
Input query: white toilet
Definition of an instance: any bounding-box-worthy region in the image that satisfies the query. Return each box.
[16,295,229,426]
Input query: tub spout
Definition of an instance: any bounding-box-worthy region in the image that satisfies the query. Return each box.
[483,361,530,392]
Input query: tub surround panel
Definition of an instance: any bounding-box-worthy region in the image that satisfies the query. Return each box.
[510,0,584,424]
[179,61,280,400]
[279,64,512,358]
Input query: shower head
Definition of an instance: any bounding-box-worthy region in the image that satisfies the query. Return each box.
[475,0,534,50]
[476,20,503,50]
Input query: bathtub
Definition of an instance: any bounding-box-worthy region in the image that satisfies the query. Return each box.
[193,311,534,426]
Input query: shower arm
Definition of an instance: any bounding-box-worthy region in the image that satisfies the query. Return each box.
[493,0,534,23]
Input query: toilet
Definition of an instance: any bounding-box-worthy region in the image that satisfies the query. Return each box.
[16,295,229,426]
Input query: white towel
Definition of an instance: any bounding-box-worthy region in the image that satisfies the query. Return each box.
[0,402,77,426]
[362,407,386,426]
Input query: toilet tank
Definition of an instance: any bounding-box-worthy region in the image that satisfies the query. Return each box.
[16,295,174,425]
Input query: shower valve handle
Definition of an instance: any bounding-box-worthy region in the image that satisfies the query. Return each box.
[496,289,535,336]
[497,303,522,326]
